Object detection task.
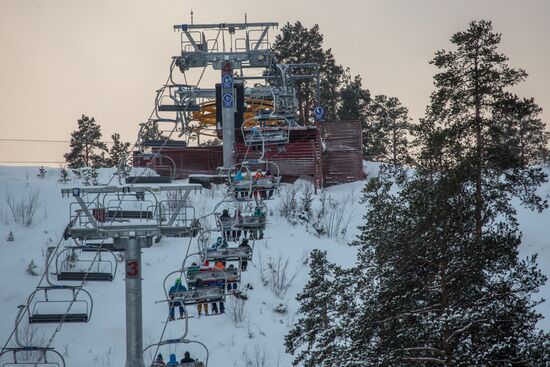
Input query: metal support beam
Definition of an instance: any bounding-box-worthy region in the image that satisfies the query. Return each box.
[123,236,146,367]
[222,63,235,168]
[166,190,191,226]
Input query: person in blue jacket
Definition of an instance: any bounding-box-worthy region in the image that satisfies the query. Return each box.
[211,236,228,249]
[166,353,179,366]
[168,278,187,321]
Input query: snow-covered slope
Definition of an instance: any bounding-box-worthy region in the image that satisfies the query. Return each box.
[0,164,548,366]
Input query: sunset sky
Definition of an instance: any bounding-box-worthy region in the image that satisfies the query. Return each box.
[0,0,548,143]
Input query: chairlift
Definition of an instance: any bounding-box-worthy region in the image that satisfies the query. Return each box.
[204,246,252,263]
[55,246,117,282]
[143,338,208,367]
[163,266,228,308]
[131,152,176,182]
[241,115,290,147]
[227,161,281,201]
[0,347,66,367]
[80,240,124,252]
[26,286,93,324]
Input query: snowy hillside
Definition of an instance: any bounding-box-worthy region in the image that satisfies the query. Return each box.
[0,164,548,367]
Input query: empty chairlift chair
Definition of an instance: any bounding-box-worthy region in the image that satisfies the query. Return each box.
[26,286,93,324]
[241,115,291,147]
[0,347,66,367]
[55,246,117,282]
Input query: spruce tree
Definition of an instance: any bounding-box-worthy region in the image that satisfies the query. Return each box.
[64,115,108,168]
[365,95,411,165]
[285,249,345,367]
[337,75,371,121]
[58,167,70,183]
[108,133,131,168]
[140,121,166,142]
[421,20,548,244]
[335,167,549,366]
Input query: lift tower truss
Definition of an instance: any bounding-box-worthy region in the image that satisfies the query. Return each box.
[173,22,278,168]
[62,184,201,367]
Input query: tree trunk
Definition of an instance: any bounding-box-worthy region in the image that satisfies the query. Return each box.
[473,48,483,246]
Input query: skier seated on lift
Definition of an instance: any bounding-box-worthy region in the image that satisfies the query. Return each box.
[195,279,209,317]
[187,262,200,279]
[251,207,265,239]
[252,169,267,199]
[265,170,274,198]
[231,210,243,241]
[180,351,196,364]
[211,236,228,250]
[238,238,251,271]
[211,261,226,314]
[153,353,166,366]
[166,354,179,367]
[200,260,211,272]
[227,264,238,291]
[219,209,232,239]
[168,278,187,321]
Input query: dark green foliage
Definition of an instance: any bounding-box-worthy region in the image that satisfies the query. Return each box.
[64,115,108,168]
[285,249,345,366]
[418,20,548,241]
[272,22,346,123]
[337,75,371,121]
[364,95,411,165]
[335,167,549,366]
[140,121,166,142]
[58,167,70,183]
[337,75,410,164]
[287,20,550,367]
[107,133,131,168]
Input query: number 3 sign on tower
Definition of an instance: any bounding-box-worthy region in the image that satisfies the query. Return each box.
[126,260,139,278]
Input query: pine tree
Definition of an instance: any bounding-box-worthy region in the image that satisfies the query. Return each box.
[26,260,38,276]
[107,133,131,168]
[337,75,371,121]
[140,121,166,142]
[333,167,549,366]
[64,115,108,168]
[297,184,314,224]
[37,166,47,178]
[272,22,346,123]
[421,20,548,244]
[285,250,344,367]
[58,167,70,183]
[364,95,411,165]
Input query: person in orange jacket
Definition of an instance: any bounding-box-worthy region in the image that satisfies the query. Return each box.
[212,261,226,314]
[252,169,266,199]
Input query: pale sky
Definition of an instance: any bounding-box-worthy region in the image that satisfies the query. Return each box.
[0,0,549,142]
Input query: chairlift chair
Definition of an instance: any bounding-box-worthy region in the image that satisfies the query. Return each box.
[163,266,228,308]
[0,347,66,367]
[227,161,281,202]
[241,115,290,147]
[26,286,93,324]
[203,246,253,263]
[143,338,208,367]
[55,246,117,282]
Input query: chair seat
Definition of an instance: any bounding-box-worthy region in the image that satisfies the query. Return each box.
[57,272,113,282]
[29,313,88,323]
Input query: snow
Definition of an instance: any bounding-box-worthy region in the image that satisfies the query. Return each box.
[0,163,548,366]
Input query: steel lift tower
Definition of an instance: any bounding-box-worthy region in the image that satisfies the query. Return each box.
[173,22,278,168]
[62,184,201,367]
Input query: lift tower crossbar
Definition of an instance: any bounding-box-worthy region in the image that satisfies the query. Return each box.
[62,184,201,367]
